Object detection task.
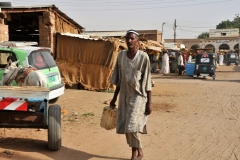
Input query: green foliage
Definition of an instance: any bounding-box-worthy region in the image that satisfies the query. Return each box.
[83,112,94,117]
[216,14,240,31]
[198,14,240,37]
[216,20,233,29]
[197,32,209,39]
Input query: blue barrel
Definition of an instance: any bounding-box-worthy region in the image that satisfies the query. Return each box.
[185,63,195,76]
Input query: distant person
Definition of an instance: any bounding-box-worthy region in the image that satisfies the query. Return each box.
[110,29,152,160]
[215,52,219,69]
[183,53,187,69]
[187,53,192,63]
[160,50,170,75]
[152,52,160,73]
[178,52,184,75]
[219,53,224,65]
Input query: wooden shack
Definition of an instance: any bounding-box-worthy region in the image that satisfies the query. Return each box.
[0,3,84,55]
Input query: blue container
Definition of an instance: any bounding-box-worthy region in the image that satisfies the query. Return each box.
[185,63,195,76]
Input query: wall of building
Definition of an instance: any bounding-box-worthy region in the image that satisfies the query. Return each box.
[165,37,239,53]
[209,28,239,38]
[38,11,80,54]
[38,11,56,53]
[137,30,162,42]
[164,39,201,50]
[0,18,9,42]
[199,38,238,51]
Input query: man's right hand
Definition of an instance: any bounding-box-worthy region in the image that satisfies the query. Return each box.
[110,87,120,109]
[110,98,117,109]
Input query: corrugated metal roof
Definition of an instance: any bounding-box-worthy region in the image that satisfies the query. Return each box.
[60,32,101,41]
[59,32,165,52]
[164,43,180,51]
[0,4,56,8]
[147,46,162,52]
[84,31,126,37]
[0,4,84,31]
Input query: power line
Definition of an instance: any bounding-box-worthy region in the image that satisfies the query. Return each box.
[177,25,216,28]
[178,28,196,37]
[11,0,232,10]
[177,27,208,33]
[164,23,210,32]
[11,0,195,6]
[60,0,232,11]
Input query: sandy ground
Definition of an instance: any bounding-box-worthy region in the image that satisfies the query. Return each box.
[1,65,240,160]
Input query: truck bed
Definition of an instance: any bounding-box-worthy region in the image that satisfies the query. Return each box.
[0,86,50,100]
[0,86,50,128]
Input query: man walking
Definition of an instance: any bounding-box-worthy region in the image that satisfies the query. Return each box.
[219,53,224,65]
[110,29,152,160]
[178,52,184,75]
[161,50,170,75]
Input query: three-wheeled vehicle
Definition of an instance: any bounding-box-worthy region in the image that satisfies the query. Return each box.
[193,52,216,80]
[168,50,179,73]
[0,86,62,151]
[225,52,239,66]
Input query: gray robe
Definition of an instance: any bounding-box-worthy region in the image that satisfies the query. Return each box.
[110,50,152,134]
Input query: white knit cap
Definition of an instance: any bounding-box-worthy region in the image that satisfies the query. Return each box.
[126,29,139,36]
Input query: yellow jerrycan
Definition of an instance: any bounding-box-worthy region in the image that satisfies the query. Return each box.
[100,106,118,130]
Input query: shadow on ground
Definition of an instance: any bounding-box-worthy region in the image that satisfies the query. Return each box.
[0,137,123,160]
[151,73,240,83]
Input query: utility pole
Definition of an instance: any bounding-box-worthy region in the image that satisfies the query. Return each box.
[161,22,165,42]
[173,19,177,42]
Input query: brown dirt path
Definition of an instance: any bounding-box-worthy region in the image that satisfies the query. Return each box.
[1,65,240,160]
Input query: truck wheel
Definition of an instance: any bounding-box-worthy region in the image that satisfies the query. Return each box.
[48,104,61,151]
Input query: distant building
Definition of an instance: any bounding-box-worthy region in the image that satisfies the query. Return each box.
[137,30,162,42]
[165,28,239,53]
[209,28,239,38]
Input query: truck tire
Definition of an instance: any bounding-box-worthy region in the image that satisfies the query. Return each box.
[48,104,61,151]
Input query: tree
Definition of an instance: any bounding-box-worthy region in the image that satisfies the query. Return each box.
[216,20,233,29]
[216,14,240,31]
[232,14,240,29]
[197,14,240,38]
[197,32,209,39]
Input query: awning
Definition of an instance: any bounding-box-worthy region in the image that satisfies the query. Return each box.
[147,46,162,52]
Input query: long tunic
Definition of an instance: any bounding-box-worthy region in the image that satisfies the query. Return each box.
[219,55,224,65]
[187,55,192,63]
[110,50,152,134]
[178,55,184,66]
[161,53,170,74]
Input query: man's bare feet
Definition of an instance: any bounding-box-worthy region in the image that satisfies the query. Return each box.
[136,155,144,160]
[131,148,138,160]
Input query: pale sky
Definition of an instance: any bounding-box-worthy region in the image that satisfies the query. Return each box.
[10,0,240,40]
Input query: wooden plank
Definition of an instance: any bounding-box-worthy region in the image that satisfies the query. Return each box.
[0,86,49,91]
[0,86,49,99]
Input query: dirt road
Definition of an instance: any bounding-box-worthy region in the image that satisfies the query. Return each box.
[1,65,240,160]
